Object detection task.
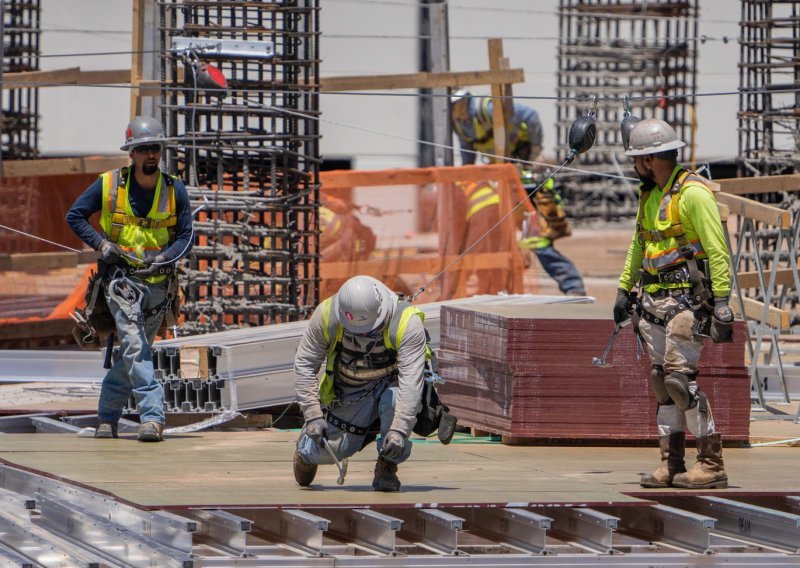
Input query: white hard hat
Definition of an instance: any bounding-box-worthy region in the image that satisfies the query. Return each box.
[450,89,471,105]
[121,116,166,151]
[624,118,686,156]
[335,275,395,335]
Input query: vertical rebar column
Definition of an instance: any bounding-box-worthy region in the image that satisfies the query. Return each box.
[556,0,698,221]
[0,0,40,161]
[738,0,800,178]
[160,0,320,334]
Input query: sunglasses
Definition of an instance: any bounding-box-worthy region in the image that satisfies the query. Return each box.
[133,144,163,155]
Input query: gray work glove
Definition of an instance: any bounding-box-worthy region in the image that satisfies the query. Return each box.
[381,430,406,460]
[713,296,734,323]
[132,255,166,279]
[613,288,632,325]
[98,240,123,264]
[304,418,327,448]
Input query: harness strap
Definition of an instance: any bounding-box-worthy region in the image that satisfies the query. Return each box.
[641,301,690,327]
[325,411,367,436]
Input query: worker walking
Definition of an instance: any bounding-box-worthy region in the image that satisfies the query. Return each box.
[293,275,427,492]
[66,116,193,442]
[450,90,585,296]
[615,119,733,489]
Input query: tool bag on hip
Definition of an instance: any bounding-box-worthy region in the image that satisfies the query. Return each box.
[412,334,458,444]
[71,263,117,350]
[532,188,571,241]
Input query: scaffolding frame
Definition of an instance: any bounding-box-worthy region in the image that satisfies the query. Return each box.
[556,0,698,221]
[158,0,321,334]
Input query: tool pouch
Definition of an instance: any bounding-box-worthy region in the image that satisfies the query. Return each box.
[71,265,116,350]
[532,189,571,241]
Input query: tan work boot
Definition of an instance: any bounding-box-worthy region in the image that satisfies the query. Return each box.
[640,432,686,488]
[293,450,318,486]
[372,457,401,492]
[94,421,118,439]
[137,421,164,442]
[671,433,728,489]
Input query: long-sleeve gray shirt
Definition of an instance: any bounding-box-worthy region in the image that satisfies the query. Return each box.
[294,301,426,436]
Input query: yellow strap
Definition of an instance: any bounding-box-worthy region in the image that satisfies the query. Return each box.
[467,195,500,220]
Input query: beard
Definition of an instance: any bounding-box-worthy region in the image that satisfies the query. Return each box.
[142,162,159,176]
[634,163,656,190]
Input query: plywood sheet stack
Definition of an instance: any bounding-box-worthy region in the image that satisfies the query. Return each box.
[437,302,750,443]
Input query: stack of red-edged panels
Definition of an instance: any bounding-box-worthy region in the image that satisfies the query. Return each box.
[437,302,750,443]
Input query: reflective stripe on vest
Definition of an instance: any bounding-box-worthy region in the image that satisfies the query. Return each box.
[462,182,500,220]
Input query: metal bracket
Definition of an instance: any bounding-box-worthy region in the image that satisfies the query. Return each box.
[171,37,274,60]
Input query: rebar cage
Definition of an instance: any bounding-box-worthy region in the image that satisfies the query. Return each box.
[159,0,321,334]
[556,0,698,221]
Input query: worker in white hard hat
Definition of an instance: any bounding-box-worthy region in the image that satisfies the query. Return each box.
[66,116,193,443]
[614,118,733,490]
[293,275,435,492]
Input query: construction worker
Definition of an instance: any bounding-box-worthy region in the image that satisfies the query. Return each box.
[615,118,733,489]
[65,116,193,442]
[519,171,586,295]
[293,275,426,492]
[451,90,585,295]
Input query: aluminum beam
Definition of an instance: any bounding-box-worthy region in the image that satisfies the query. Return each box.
[317,508,402,556]
[544,507,619,554]
[460,508,552,554]
[667,496,800,553]
[182,509,252,557]
[0,487,35,517]
[236,508,330,556]
[384,508,463,555]
[0,541,35,568]
[0,351,103,383]
[29,416,82,434]
[610,504,715,554]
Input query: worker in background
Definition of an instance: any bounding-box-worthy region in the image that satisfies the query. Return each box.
[450,90,586,296]
[66,116,193,442]
[293,275,426,492]
[615,119,733,489]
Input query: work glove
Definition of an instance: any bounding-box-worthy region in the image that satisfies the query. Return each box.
[98,240,122,264]
[381,430,406,460]
[713,296,734,323]
[132,255,166,279]
[304,418,328,448]
[613,288,632,325]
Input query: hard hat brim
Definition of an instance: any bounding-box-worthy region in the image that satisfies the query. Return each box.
[624,138,686,157]
[121,137,167,152]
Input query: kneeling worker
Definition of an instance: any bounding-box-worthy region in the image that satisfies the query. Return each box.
[293,275,426,492]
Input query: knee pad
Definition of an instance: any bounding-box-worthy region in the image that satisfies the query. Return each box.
[650,365,670,404]
[664,371,696,411]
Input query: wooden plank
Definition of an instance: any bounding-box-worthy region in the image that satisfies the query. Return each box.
[321,252,514,280]
[320,164,521,190]
[715,193,791,228]
[487,39,508,163]
[2,68,130,89]
[731,293,791,330]
[736,268,800,289]
[0,251,97,272]
[318,68,524,92]
[718,174,800,196]
[130,0,146,117]
[0,318,75,341]
[1,156,128,178]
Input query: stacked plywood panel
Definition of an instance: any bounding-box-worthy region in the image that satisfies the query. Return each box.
[438,302,750,443]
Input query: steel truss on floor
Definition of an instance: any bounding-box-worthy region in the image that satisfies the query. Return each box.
[0,463,799,566]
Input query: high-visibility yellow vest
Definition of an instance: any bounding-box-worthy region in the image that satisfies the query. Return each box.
[99,167,177,284]
[453,98,531,161]
[461,181,500,220]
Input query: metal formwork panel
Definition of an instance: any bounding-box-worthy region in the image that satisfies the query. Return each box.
[159,0,321,334]
[556,0,698,220]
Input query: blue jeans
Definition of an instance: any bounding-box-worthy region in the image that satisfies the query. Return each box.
[535,245,586,295]
[297,379,412,466]
[98,274,168,425]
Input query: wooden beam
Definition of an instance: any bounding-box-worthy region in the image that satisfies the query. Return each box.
[320,252,514,280]
[487,39,509,164]
[736,268,800,290]
[718,174,800,196]
[130,0,146,117]
[715,193,791,228]
[1,156,129,178]
[318,68,524,92]
[731,293,791,331]
[319,164,520,190]
[0,251,97,272]
[2,68,130,89]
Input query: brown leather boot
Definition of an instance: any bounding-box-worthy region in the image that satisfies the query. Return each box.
[293,450,318,486]
[671,433,728,489]
[137,421,164,442]
[640,432,686,488]
[94,421,118,439]
[372,457,401,492]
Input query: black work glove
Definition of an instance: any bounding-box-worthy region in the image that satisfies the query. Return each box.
[381,430,406,460]
[713,296,734,323]
[132,255,166,279]
[613,288,632,325]
[98,240,122,264]
[304,418,328,448]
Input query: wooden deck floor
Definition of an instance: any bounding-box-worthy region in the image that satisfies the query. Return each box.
[0,430,798,510]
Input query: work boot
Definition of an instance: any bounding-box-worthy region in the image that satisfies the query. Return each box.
[293,450,318,486]
[640,432,686,488]
[94,421,118,439]
[672,433,728,489]
[372,457,401,492]
[137,421,164,442]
